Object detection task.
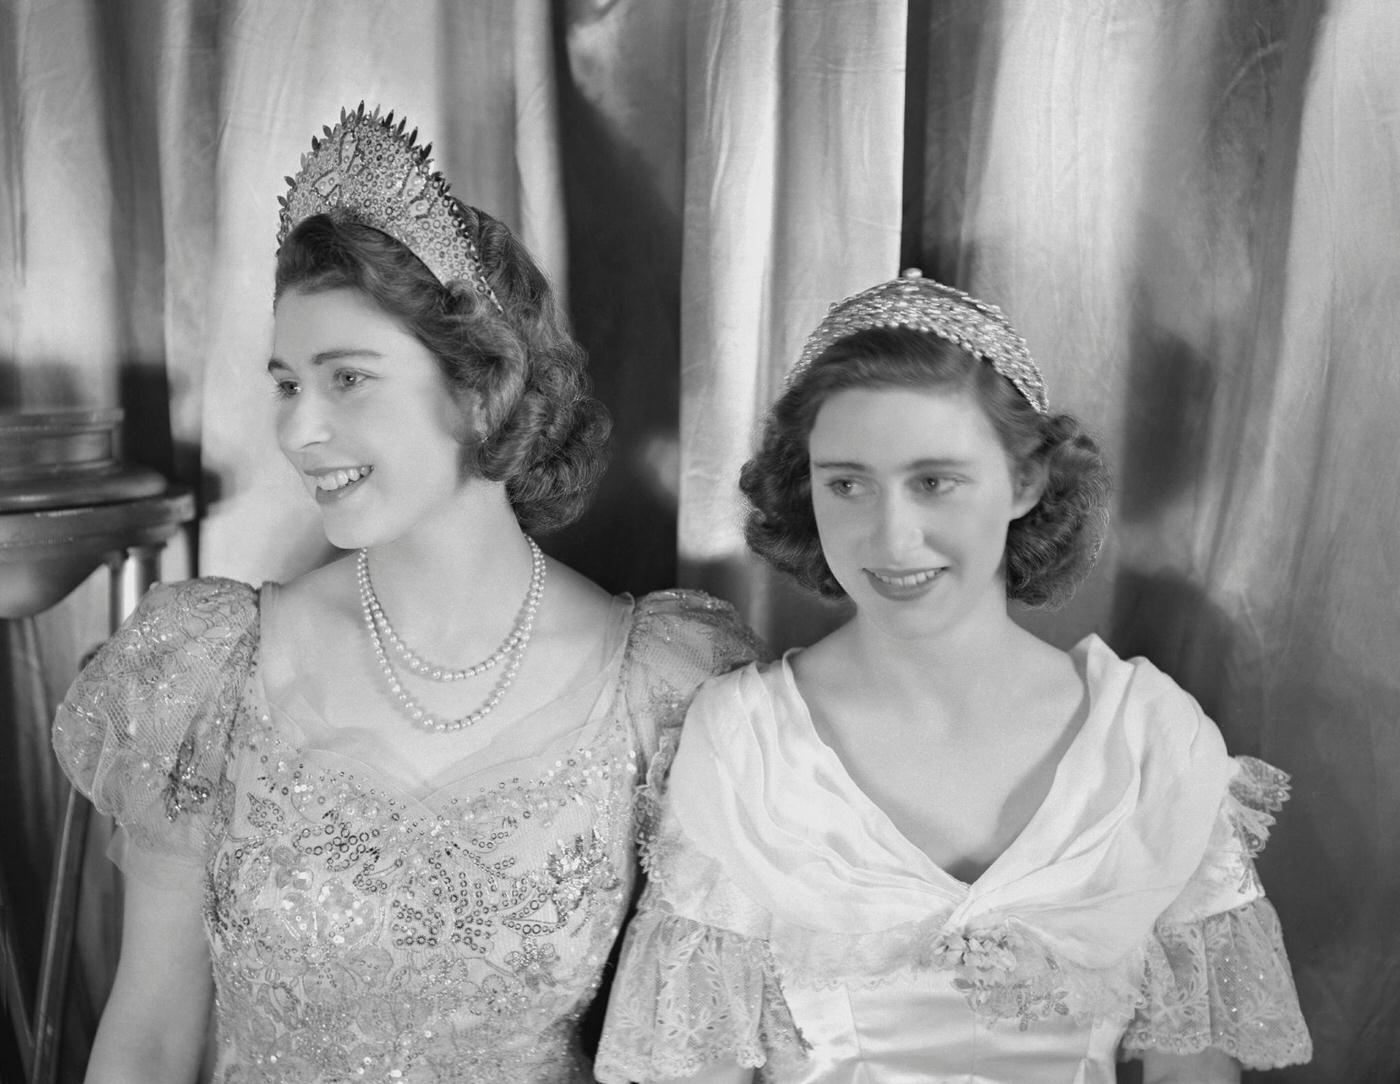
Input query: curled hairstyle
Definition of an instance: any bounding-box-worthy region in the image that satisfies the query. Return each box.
[274,206,610,533]
[740,327,1110,607]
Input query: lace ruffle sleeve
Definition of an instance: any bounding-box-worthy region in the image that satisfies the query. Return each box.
[599,659,806,1082]
[1120,757,1313,1068]
[594,900,806,1082]
[52,577,258,887]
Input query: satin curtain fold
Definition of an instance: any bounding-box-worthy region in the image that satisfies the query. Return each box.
[908,2,1399,1078]
[675,0,906,647]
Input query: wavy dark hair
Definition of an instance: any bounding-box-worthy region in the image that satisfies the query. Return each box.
[274,206,610,533]
[740,327,1110,607]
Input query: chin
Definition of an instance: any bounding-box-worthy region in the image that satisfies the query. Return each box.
[319,529,360,552]
[870,613,956,643]
[848,590,970,642]
[316,512,379,552]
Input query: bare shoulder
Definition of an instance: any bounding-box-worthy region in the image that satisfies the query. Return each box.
[1015,629,1083,697]
[537,556,615,636]
[277,552,360,625]
[984,627,1087,735]
[515,558,621,702]
[787,625,859,705]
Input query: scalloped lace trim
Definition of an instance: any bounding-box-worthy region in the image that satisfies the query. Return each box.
[595,909,808,1082]
[1225,756,1290,894]
[1122,897,1312,1069]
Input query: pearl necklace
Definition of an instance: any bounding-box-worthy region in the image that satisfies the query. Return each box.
[356,537,546,732]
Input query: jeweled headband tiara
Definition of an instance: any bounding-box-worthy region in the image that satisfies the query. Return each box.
[278,102,503,313]
[792,269,1048,414]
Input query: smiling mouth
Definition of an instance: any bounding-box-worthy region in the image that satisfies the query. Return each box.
[867,568,943,589]
[314,466,373,492]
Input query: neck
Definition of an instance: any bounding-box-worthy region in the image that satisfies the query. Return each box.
[838,599,1038,714]
[361,483,537,649]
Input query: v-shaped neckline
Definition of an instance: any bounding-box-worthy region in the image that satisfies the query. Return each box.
[776,646,1095,894]
[244,584,637,810]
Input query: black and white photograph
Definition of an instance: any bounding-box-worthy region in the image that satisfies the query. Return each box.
[0,3,1394,1082]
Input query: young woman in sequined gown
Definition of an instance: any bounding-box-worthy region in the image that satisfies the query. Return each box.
[53,105,758,1084]
[595,273,1311,1083]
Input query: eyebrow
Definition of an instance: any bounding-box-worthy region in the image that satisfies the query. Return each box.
[811,457,975,472]
[266,348,385,373]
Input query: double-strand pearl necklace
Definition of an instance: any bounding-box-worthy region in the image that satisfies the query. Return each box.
[356,537,546,732]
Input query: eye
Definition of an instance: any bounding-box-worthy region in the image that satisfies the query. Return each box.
[271,377,300,400]
[917,475,961,496]
[824,478,865,498]
[334,369,369,390]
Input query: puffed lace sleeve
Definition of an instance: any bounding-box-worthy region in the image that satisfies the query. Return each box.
[1120,756,1313,1068]
[597,668,807,1083]
[52,577,258,888]
[618,589,765,771]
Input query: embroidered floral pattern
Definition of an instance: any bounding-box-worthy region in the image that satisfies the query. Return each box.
[506,939,561,991]
[163,731,214,821]
[1124,898,1313,1068]
[200,694,639,1081]
[596,909,809,1081]
[52,581,758,1083]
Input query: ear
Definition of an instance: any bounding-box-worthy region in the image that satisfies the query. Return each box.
[1010,458,1048,519]
[448,384,486,445]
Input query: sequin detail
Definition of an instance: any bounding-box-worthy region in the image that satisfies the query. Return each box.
[206,708,634,1081]
[52,578,761,1083]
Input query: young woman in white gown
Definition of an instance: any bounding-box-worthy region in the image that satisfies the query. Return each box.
[596,271,1311,1083]
[52,105,758,1083]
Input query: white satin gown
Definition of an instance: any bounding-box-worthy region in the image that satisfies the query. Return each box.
[595,637,1311,1083]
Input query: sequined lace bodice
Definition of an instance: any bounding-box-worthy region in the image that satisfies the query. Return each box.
[207,696,634,1081]
[53,578,760,1083]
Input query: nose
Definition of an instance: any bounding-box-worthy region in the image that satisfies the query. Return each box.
[276,389,332,454]
[875,492,924,556]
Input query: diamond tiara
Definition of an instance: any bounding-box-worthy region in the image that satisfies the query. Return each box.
[791,269,1048,414]
[278,102,503,313]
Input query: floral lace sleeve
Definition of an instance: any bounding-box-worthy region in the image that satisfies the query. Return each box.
[619,588,765,785]
[1120,757,1313,1069]
[598,655,808,1084]
[52,577,258,887]
[594,895,807,1083]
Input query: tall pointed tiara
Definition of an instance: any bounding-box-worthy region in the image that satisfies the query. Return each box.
[791,269,1048,414]
[278,103,503,314]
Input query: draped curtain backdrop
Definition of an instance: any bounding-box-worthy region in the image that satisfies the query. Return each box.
[1,1,1395,1080]
[902,4,1400,1080]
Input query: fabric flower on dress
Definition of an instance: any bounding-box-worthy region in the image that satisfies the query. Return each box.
[922,925,1071,1030]
[546,831,615,915]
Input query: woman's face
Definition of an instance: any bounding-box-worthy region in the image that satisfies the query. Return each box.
[269,286,469,550]
[808,384,1041,640]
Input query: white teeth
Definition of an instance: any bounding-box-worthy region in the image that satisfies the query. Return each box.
[872,568,941,588]
[315,466,372,491]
